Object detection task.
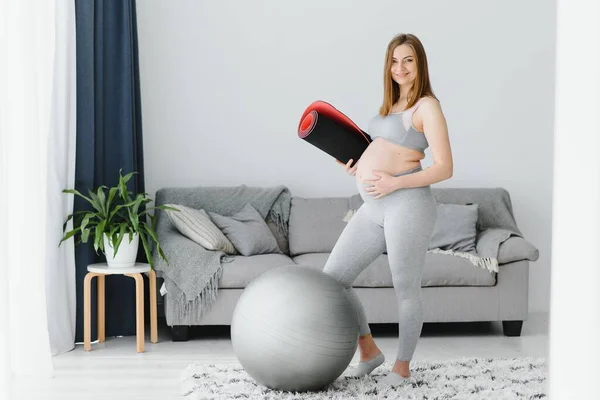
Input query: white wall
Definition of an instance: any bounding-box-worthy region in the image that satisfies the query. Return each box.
[136,0,555,313]
[550,0,599,396]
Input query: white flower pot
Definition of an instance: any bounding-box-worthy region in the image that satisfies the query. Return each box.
[104,233,139,268]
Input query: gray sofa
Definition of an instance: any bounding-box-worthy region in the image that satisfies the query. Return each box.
[154,187,539,341]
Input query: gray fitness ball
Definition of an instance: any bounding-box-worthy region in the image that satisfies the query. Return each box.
[231,265,359,392]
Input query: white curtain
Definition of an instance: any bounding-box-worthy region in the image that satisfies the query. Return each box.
[550,0,600,398]
[0,0,77,395]
[45,0,78,357]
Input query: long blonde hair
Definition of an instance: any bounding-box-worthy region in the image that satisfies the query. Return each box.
[379,33,438,116]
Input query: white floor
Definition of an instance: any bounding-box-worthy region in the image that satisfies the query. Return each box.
[11,312,549,400]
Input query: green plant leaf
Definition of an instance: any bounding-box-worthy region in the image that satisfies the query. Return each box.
[139,232,153,267]
[158,246,167,265]
[62,214,74,232]
[142,221,159,245]
[87,189,105,215]
[131,193,150,216]
[80,214,92,233]
[129,209,139,232]
[96,185,108,216]
[118,171,137,203]
[81,227,91,243]
[62,189,98,208]
[106,186,119,213]
[59,227,81,246]
[142,220,168,266]
[108,225,118,239]
[121,170,137,185]
[65,210,96,229]
[107,200,138,222]
[94,220,106,252]
[112,223,127,255]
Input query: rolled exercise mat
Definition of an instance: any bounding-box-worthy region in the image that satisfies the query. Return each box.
[298,100,372,168]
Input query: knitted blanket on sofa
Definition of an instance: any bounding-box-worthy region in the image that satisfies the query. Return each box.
[153,185,291,323]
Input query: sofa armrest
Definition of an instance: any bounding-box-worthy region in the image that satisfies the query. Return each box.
[497,236,539,265]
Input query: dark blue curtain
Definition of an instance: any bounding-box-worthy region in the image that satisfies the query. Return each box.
[74,0,145,342]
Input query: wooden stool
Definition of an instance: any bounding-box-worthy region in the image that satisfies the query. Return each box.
[84,263,158,353]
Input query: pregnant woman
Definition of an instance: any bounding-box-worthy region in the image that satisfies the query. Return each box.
[324,32,453,386]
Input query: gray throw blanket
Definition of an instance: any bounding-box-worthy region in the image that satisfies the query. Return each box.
[153,184,291,321]
[346,187,525,273]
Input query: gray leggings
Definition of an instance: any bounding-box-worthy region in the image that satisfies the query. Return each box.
[323,166,437,361]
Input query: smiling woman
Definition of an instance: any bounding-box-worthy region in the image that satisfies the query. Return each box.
[327,32,453,386]
[355,34,452,188]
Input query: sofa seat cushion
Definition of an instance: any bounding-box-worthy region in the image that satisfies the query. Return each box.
[219,254,295,288]
[292,252,497,287]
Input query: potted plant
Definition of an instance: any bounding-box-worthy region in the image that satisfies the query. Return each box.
[59,170,177,268]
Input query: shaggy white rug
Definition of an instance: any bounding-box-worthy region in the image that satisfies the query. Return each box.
[181,357,547,399]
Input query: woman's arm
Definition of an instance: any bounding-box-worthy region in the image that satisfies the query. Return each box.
[393,98,453,189]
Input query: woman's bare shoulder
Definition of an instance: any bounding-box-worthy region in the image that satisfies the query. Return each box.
[420,96,440,107]
[418,96,443,116]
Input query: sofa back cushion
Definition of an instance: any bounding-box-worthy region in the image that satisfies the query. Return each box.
[289,187,520,256]
[289,197,350,256]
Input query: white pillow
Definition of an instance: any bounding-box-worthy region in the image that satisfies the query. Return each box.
[164,204,235,254]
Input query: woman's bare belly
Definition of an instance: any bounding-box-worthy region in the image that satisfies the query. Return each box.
[356,138,425,182]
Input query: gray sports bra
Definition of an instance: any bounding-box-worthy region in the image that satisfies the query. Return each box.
[368,98,429,153]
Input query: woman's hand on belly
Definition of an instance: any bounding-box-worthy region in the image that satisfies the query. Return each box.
[362,171,400,199]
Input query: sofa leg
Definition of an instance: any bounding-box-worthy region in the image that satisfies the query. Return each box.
[171,325,190,342]
[502,320,523,337]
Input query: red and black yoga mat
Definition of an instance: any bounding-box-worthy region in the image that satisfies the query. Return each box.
[297,100,372,168]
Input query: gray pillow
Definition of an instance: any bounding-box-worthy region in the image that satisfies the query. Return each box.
[429,203,479,253]
[208,203,281,256]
